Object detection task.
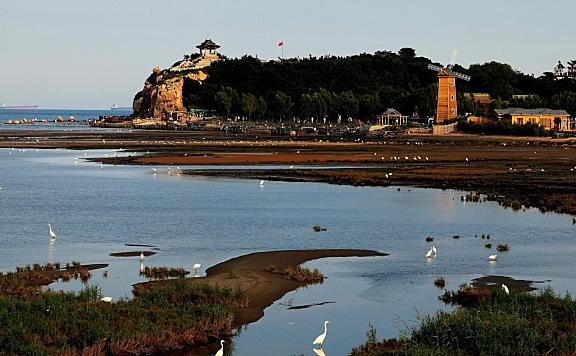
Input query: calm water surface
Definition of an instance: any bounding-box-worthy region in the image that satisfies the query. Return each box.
[0,148,574,356]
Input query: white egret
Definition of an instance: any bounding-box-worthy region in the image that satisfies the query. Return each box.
[259,180,264,186]
[48,224,56,240]
[215,340,225,356]
[140,252,145,262]
[289,165,294,169]
[502,283,510,295]
[465,157,469,162]
[432,245,437,255]
[489,254,497,261]
[152,168,157,174]
[313,321,331,348]
[100,297,113,302]
[425,157,429,161]
[193,263,202,277]
[426,245,437,258]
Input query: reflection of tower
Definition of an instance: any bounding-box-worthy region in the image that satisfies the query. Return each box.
[427,51,471,123]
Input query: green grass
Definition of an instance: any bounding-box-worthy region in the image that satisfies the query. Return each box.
[351,287,576,355]
[0,275,247,354]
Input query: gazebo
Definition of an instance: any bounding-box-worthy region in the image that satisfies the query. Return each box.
[377,108,408,126]
[196,39,220,57]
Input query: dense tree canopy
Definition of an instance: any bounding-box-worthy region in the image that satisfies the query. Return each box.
[182,49,576,121]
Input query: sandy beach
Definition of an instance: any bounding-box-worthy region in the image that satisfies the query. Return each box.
[136,249,387,326]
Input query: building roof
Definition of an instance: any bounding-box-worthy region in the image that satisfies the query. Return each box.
[465,93,492,104]
[495,108,570,116]
[197,39,220,49]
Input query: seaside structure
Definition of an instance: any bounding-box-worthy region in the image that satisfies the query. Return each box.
[554,60,576,79]
[169,39,222,72]
[464,93,492,116]
[376,108,408,126]
[495,108,574,131]
[428,52,471,123]
[194,39,221,68]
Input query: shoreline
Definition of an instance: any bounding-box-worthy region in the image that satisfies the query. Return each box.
[135,249,387,327]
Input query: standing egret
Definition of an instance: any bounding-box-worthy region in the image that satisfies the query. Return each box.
[140,252,145,262]
[100,297,113,302]
[259,180,264,186]
[193,263,202,277]
[48,224,56,240]
[489,255,497,261]
[313,320,331,348]
[215,340,225,356]
[502,283,510,295]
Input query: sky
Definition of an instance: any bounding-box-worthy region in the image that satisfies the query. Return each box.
[1,0,575,109]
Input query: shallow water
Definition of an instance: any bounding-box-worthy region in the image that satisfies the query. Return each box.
[0,148,575,355]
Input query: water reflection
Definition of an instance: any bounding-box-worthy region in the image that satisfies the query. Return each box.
[1,148,576,355]
[48,240,56,263]
[313,347,326,356]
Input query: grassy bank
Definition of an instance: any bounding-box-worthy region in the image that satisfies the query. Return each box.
[351,287,576,355]
[0,266,247,354]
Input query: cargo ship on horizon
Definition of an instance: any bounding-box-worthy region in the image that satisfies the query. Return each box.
[110,104,132,111]
[0,103,39,110]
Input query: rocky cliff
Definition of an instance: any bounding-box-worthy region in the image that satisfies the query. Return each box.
[132,67,207,118]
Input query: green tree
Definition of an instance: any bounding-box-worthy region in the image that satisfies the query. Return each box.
[339,90,359,118]
[299,93,313,119]
[241,93,258,120]
[255,96,267,119]
[214,86,237,117]
[271,91,293,121]
[359,93,381,118]
[551,91,576,116]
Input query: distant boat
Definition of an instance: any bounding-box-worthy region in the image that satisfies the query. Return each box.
[110,104,132,110]
[0,104,38,110]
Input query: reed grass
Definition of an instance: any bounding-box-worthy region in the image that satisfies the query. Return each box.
[352,286,576,355]
[286,266,324,284]
[0,265,247,354]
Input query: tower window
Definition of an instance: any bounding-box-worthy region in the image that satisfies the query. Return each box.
[450,95,455,101]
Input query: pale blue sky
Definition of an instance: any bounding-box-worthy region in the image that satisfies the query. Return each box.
[1,0,574,108]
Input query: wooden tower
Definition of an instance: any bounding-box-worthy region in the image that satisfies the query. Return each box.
[428,51,471,123]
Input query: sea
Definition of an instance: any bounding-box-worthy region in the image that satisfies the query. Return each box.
[1,111,575,355]
[0,108,132,131]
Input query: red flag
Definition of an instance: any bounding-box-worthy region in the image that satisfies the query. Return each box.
[278,41,284,47]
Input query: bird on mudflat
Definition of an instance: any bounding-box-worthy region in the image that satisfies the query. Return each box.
[502,283,510,295]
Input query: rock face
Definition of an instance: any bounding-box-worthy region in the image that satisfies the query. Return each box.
[133,68,207,119]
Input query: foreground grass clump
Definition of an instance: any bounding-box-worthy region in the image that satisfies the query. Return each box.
[351,286,576,355]
[497,243,510,252]
[0,273,247,354]
[433,277,446,289]
[313,225,327,232]
[140,266,189,280]
[286,266,324,284]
